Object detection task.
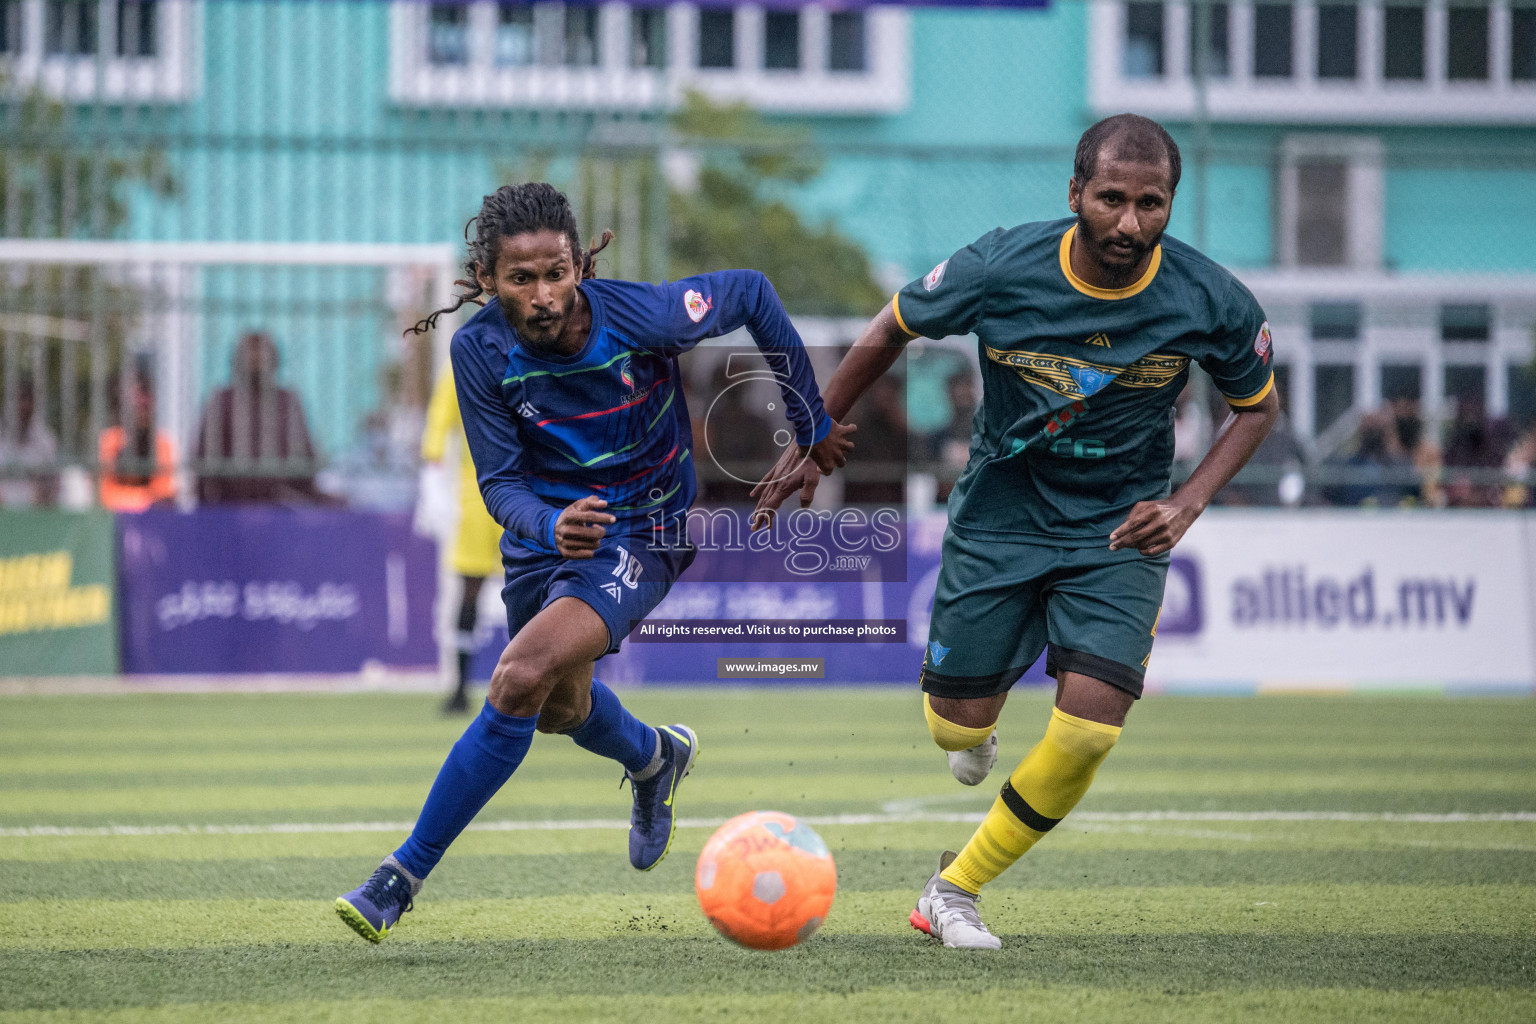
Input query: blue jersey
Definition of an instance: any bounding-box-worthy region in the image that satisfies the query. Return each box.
[451,270,832,557]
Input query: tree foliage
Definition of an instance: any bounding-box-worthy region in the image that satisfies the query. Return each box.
[0,83,177,462]
[0,86,175,237]
[667,94,887,317]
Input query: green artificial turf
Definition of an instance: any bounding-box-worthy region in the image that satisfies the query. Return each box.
[0,688,1532,1022]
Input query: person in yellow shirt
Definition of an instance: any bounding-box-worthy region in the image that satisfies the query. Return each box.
[422,362,505,713]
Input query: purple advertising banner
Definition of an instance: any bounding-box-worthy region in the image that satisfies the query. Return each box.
[118,508,437,674]
[471,513,1051,686]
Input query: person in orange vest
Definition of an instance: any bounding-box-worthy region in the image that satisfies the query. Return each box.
[422,360,505,713]
[99,369,177,512]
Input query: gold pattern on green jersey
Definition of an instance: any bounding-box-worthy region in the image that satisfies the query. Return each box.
[984,345,1189,400]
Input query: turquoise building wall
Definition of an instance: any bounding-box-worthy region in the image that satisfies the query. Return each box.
[85,0,1536,451]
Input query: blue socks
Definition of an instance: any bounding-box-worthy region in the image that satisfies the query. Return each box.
[567,680,658,775]
[392,701,536,879]
[391,681,655,880]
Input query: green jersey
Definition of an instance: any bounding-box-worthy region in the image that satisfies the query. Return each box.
[895,217,1274,543]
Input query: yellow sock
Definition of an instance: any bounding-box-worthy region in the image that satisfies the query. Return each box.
[923,693,995,752]
[941,707,1121,894]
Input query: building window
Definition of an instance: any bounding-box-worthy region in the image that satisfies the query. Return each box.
[1315,3,1357,80]
[563,4,598,66]
[391,2,910,114]
[114,0,155,56]
[630,5,665,69]
[1380,364,1422,402]
[1278,136,1382,270]
[1095,1,1531,123]
[1314,364,1355,435]
[427,3,468,66]
[1383,2,1424,81]
[1124,2,1164,77]
[3,0,190,98]
[1444,365,1486,408]
[1446,5,1488,81]
[764,10,799,70]
[698,8,733,68]
[1441,303,1491,343]
[494,3,533,66]
[1,0,22,54]
[1311,302,1361,341]
[1509,362,1536,424]
[828,10,865,71]
[1515,8,1536,81]
[46,0,98,55]
[1187,1,1229,77]
[1252,2,1293,78]
[1294,159,1348,266]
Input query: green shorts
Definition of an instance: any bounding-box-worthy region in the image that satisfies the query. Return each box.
[920,526,1169,699]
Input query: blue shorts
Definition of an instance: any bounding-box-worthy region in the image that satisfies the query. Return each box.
[501,532,696,656]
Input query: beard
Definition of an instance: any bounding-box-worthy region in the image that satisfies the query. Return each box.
[508,294,576,350]
[1076,212,1163,280]
[518,312,564,348]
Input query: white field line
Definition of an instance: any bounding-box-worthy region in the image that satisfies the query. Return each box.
[1,810,1533,839]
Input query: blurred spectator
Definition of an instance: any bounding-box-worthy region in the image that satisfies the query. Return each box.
[1216,408,1307,507]
[1323,410,1414,508]
[940,369,977,468]
[1503,426,1536,508]
[1172,380,1211,470]
[194,332,324,504]
[844,373,906,504]
[1386,396,1444,507]
[693,360,775,503]
[0,373,60,508]
[1442,397,1516,508]
[1389,395,1424,455]
[934,369,977,502]
[99,368,177,512]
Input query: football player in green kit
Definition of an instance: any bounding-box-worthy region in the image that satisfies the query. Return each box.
[752,113,1280,949]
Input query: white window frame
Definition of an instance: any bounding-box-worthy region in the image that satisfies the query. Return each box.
[0,0,196,102]
[388,1,910,114]
[1276,133,1383,271]
[1238,268,1536,439]
[1089,0,1536,123]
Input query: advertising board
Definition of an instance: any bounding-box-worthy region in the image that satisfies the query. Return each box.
[117,507,437,674]
[0,510,118,675]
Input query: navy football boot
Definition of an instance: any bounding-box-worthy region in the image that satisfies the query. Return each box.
[626,724,698,870]
[335,858,417,943]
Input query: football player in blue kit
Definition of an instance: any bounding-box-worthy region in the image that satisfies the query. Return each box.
[335,182,852,943]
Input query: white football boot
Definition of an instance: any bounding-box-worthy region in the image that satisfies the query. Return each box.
[909,851,1002,950]
[947,731,998,786]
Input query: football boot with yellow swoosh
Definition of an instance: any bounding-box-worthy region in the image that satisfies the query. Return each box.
[625,723,698,870]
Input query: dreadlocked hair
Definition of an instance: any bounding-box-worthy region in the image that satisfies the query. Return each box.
[405,182,615,336]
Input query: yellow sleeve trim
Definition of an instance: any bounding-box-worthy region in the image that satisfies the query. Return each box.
[1223,373,1275,408]
[1058,225,1162,300]
[890,293,919,337]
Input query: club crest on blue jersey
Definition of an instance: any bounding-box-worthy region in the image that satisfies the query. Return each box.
[619,357,635,390]
[927,641,951,667]
[684,289,712,323]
